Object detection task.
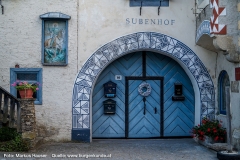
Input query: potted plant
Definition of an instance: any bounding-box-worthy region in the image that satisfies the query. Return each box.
[11,80,40,99]
[192,117,226,143]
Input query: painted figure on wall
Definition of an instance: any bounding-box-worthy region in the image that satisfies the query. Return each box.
[44,21,66,64]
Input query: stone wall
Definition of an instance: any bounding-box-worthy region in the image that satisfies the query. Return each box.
[19,99,37,149]
[219,0,239,50]
[0,0,77,142]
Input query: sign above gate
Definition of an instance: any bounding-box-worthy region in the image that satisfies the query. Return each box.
[130,0,169,7]
[126,18,175,25]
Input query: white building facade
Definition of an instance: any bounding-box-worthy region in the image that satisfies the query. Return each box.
[0,0,239,145]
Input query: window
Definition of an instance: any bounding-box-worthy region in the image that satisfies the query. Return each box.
[130,0,169,7]
[40,12,71,66]
[218,70,230,115]
[10,68,42,105]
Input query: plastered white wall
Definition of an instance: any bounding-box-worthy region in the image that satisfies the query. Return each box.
[77,0,217,127]
[0,0,78,141]
[216,52,240,145]
[0,0,218,141]
[78,0,217,85]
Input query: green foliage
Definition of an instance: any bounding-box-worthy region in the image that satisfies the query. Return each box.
[192,117,226,142]
[0,127,29,152]
[0,127,18,141]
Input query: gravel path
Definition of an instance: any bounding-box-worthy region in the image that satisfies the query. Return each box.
[0,139,218,160]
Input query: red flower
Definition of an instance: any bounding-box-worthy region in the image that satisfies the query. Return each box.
[191,118,226,142]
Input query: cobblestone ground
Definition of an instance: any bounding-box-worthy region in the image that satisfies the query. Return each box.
[0,139,218,160]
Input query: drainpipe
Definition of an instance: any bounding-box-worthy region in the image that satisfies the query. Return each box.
[226,86,233,152]
[195,0,197,44]
[77,0,79,72]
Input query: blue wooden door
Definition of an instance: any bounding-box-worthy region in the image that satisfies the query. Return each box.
[92,51,194,138]
[92,52,142,138]
[146,52,195,136]
[127,79,162,138]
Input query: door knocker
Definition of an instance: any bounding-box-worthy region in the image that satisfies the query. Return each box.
[138,82,151,97]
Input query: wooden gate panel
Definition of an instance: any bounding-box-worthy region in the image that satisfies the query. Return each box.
[128,80,161,138]
[93,51,194,138]
[92,52,142,138]
[146,52,195,137]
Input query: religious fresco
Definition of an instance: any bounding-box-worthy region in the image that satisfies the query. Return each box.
[43,21,67,65]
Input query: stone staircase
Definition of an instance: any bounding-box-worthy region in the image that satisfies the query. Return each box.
[0,86,21,131]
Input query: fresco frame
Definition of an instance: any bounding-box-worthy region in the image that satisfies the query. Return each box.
[40,12,71,66]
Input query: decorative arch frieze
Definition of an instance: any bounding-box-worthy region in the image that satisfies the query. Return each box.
[196,20,217,52]
[196,20,210,42]
[72,32,215,138]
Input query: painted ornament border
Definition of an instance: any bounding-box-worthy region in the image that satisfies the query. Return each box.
[72,32,215,129]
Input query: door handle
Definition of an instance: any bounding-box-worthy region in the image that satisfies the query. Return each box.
[143,97,146,115]
[154,107,157,114]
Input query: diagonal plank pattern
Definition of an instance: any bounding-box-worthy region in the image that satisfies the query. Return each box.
[73,32,215,133]
[93,51,194,138]
[128,80,161,138]
[146,52,195,136]
[92,52,142,138]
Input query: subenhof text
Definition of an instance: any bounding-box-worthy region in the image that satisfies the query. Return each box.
[126,18,175,25]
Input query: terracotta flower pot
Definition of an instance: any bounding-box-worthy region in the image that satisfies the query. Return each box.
[18,89,33,99]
